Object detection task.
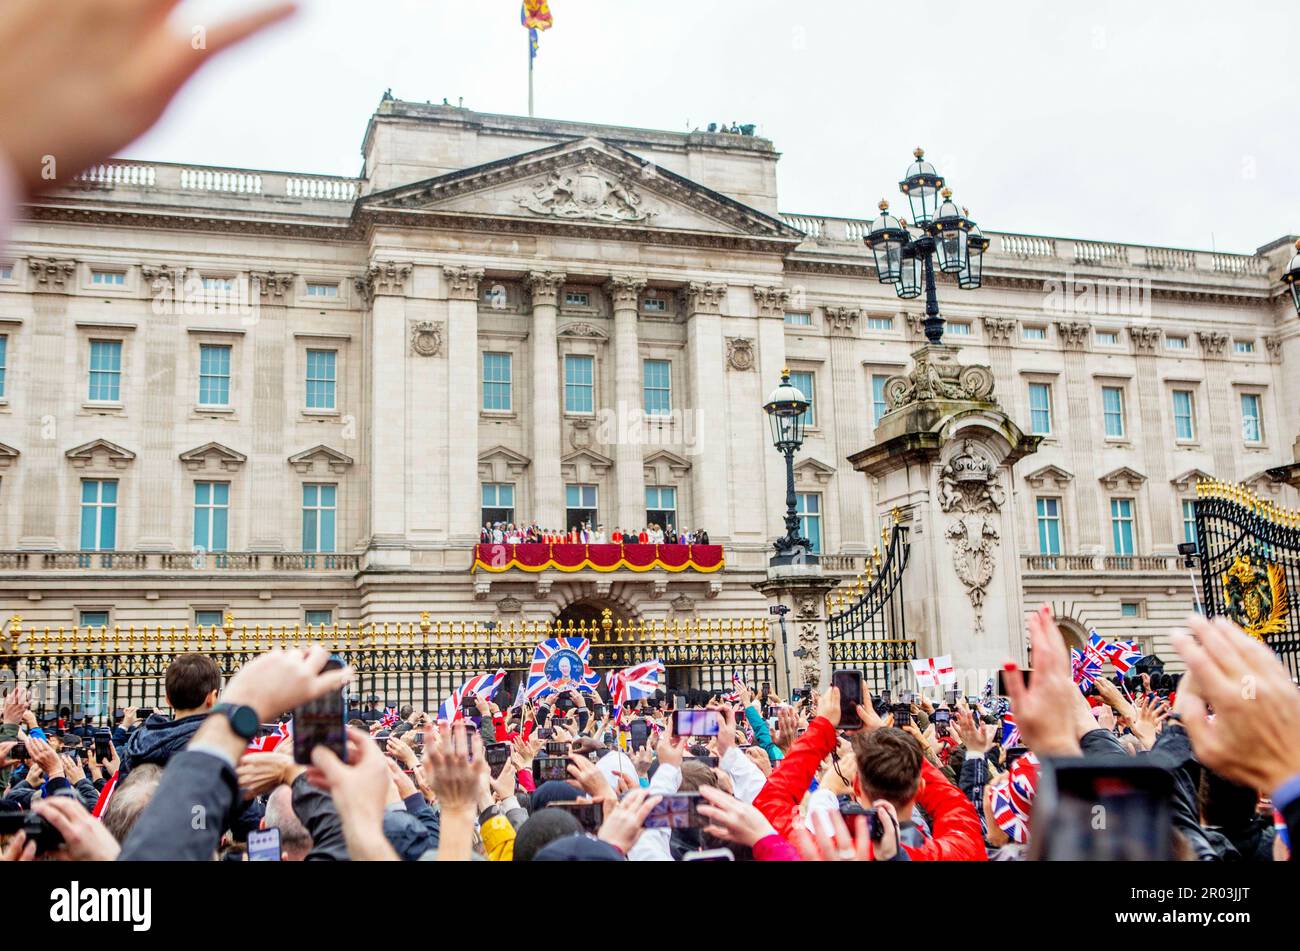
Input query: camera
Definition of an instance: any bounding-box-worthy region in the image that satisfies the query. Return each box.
[0,808,64,855]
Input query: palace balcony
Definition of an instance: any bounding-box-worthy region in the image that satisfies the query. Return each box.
[0,551,362,573]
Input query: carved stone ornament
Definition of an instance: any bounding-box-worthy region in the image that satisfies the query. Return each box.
[982,316,1016,344]
[356,262,413,305]
[29,258,77,290]
[516,160,656,223]
[797,622,822,689]
[682,281,726,315]
[410,320,443,357]
[1055,320,1090,349]
[939,440,1005,636]
[251,270,296,300]
[497,596,523,615]
[726,337,756,372]
[752,286,791,318]
[606,275,648,306]
[795,592,821,619]
[671,594,696,614]
[1265,335,1282,360]
[443,266,485,302]
[824,306,861,335]
[883,345,996,410]
[1128,325,1162,353]
[1196,330,1228,357]
[558,322,605,338]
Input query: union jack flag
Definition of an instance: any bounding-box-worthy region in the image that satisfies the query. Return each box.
[1071,646,1103,690]
[1096,632,1143,673]
[1000,712,1020,749]
[524,638,602,701]
[608,659,664,723]
[721,672,746,704]
[439,669,506,722]
[379,706,401,729]
[991,751,1040,844]
[245,719,292,754]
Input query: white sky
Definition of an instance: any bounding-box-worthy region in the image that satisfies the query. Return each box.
[133,0,1298,254]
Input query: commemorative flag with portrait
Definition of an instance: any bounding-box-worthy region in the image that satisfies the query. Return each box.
[525,637,603,700]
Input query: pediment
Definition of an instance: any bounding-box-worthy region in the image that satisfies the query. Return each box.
[478,445,531,481]
[0,441,18,470]
[288,444,354,474]
[1098,466,1146,491]
[643,449,692,482]
[794,457,836,485]
[362,138,801,241]
[65,439,135,470]
[179,441,247,472]
[1024,464,1074,490]
[1241,468,1284,496]
[1169,468,1214,493]
[561,446,614,479]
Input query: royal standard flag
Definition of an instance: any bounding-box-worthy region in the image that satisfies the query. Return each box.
[522,0,553,58]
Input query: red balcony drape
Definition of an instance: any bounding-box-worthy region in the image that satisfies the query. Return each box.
[471,542,724,573]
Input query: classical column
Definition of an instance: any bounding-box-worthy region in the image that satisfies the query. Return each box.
[247,272,295,550]
[360,262,413,548]
[527,270,566,528]
[607,275,648,531]
[1197,331,1236,481]
[445,266,485,544]
[825,306,867,553]
[1055,321,1102,548]
[1130,325,1173,548]
[754,286,791,546]
[683,282,729,540]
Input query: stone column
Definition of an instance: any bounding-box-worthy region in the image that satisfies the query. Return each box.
[1056,321,1102,548]
[361,262,413,549]
[445,266,484,544]
[753,286,791,548]
[607,275,648,531]
[1130,325,1173,548]
[1197,331,1237,481]
[684,282,729,539]
[247,271,294,550]
[825,306,867,553]
[527,271,566,528]
[754,574,837,693]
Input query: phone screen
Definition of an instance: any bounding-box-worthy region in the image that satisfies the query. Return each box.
[532,756,570,783]
[831,669,864,730]
[292,655,347,765]
[485,742,511,778]
[996,668,1032,696]
[643,792,703,829]
[547,801,603,834]
[1034,761,1174,861]
[671,708,720,737]
[247,828,282,862]
[628,719,650,751]
[891,703,913,728]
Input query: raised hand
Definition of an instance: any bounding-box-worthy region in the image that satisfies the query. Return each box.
[221,646,353,722]
[306,726,397,861]
[597,788,660,854]
[696,783,777,847]
[1002,605,1084,757]
[423,721,488,814]
[956,708,994,754]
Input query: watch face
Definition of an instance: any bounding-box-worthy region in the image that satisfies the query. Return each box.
[225,705,259,739]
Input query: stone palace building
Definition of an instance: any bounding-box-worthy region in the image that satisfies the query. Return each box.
[1,97,1297,678]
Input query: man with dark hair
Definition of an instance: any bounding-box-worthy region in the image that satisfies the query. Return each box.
[850,728,923,807]
[116,653,221,784]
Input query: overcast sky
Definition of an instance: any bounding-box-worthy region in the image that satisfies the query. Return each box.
[136,0,1297,254]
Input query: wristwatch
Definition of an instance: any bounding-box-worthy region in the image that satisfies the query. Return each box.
[211,702,260,741]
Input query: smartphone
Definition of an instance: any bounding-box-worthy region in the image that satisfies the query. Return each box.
[7,742,26,761]
[536,726,555,740]
[292,655,348,765]
[135,708,155,720]
[879,690,891,706]
[760,682,770,702]
[92,729,112,761]
[545,741,571,757]
[933,709,951,737]
[485,742,511,778]
[996,668,1031,695]
[628,718,650,752]
[1030,759,1175,861]
[247,828,282,862]
[901,691,915,705]
[683,847,735,861]
[831,669,864,731]
[547,800,603,834]
[945,688,960,706]
[643,792,704,830]
[532,755,570,783]
[891,703,912,728]
[671,708,720,737]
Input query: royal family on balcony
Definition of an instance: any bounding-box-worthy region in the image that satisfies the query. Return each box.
[480,522,710,546]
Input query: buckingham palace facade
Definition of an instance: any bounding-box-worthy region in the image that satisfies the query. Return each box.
[0,97,1297,666]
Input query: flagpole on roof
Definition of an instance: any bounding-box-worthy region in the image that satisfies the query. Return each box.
[528,30,534,117]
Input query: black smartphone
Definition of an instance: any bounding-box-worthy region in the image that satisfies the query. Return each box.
[547,800,603,834]
[831,669,864,730]
[760,682,770,702]
[628,718,650,752]
[7,742,26,762]
[933,709,951,737]
[92,729,112,761]
[292,654,348,765]
[891,703,912,728]
[996,668,1031,695]
[545,741,570,757]
[643,792,704,829]
[485,742,511,778]
[536,726,555,740]
[135,708,155,720]
[945,688,960,706]
[1030,759,1175,861]
[671,708,720,737]
[532,755,569,783]
[247,827,281,862]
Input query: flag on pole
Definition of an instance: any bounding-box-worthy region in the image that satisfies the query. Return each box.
[524,638,603,701]
[911,655,956,688]
[608,659,664,723]
[439,669,506,722]
[522,0,553,58]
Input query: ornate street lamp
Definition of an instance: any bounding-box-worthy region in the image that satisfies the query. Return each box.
[1284,237,1300,316]
[864,199,911,284]
[898,147,944,227]
[959,220,990,290]
[763,369,816,566]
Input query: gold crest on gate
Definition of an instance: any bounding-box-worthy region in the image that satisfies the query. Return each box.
[1222,555,1288,640]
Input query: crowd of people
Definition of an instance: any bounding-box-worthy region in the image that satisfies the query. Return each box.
[1,607,1297,863]
[480,522,711,546]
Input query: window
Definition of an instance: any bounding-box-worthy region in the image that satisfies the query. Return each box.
[1182,499,1197,546]
[481,483,515,525]
[947,321,972,336]
[1120,602,1140,618]
[202,277,235,292]
[0,265,11,280]
[1172,390,1196,440]
[1166,336,1189,351]
[302,484,337,552]
[1234,340,1255,355]
[1110,498,1135,556]
[643,297,668,314]
[867,316,894,331]
[784,312,812,326]
[1036,497,1062,556]
[871,374,889,425]
[88,340,122,401]
[1240,393,1263,443]
[305,349,336,410]
[482,352,512,412]
[643,359,672,416]
[564,354,594,414]
[80,611,110,631]
[565,484,597,531]
[80,480,118,550]
[796,493,821,554]
[305,609,333,628]
[646,486,677,529]
[1023,326,1047,341]
[198,344,231,406]
[306,282,339,298]
[195,610,224,629]
[0,335,7,398]
[193,481,230,552]
[1101,386,1125,438]
[1096,330,1119,346]
[789,370,815,427]
[90,270,125,286]
[1028,382,1052,435]
[564,291,590,307]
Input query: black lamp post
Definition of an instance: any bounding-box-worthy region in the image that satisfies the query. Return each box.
[1284,238,1300,316]
[864,148,987,344]
[763,369,815,566]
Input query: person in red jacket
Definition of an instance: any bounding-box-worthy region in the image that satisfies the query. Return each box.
[753,684,987,861]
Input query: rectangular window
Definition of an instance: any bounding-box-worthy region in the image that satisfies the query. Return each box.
[646,485,677,529]
[867,316,894,331]
[564,354,594,414]
[1022,326,1047,341]
[0,335,7,398]
[79,480,118,551]
[871,374,889,425]
[193,481,230,552]
[796,493,821,554]
[643,297,668,314]
[947,321,972,336]
[1172,390,1196,440]
[481,483,515,525]
[1241,393,1263,443]
[1120,602,1140,618]
[564,291,590,307]
[305,349,337,410]
[1182,499,1197,546]
[482,352,512,412]
[198,344,231,406]
[789,370,815,427]
[643,359,672,416]
[88,340,122,402]
[1029,382,1052,435]
[195,610,224,629]
[80,611,110,631]
[1096,330,1119,346]
[1102,386,1125,438]
[90,270,126,286]
[1110,498,1135,556]
[0,265,11,280]
[306,282,339,298]
[784,312,812,326]
[1166,336,1189,351]
[565,483,598,531]
[202,277,236,292]
[302,483,337,553]
[305,609,334,628]
[1234,340,1255,354]
[1036,497,1062,556]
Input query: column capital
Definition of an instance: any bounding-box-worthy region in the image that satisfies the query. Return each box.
[752,284,791,318]
[356,261,413,306]
[824,306,861,336]
[28,258,77,293]
[250,270,296,300]
[1055,320,1090,350]
[526,270,568,308]
[605,274,648,307]
[1128,324,1162,353]
[1196,330,1228,358]
[982,315,1017,345]
[682,281,727,315]
[443,265,485,302]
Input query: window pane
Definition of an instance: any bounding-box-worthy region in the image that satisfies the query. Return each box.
[483,352,512,411]
[1241,394,1261,442]
[796,493,821,553]
[643,359,671,416]
[195,610,223,628]
[1102,387,1124,437]
[80,611,110,630]
[1173,391,1195,440]
[789,371,815,427]
[198,344,231,405]
[306,350,337,410]
[1182,500,1197,545]
[88,341,122,401]
[871,374,889,425]
[564,355,594,413]
[1029,383,1052,435]
[305,610,333,627]
[0,336,7,398]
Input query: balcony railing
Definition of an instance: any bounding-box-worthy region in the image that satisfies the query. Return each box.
[71,160,361,203]
[1022,553,1180,573]
[0,551,361,572]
